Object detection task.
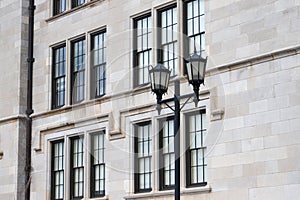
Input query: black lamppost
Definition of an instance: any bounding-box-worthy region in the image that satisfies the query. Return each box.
[149,52,207,200]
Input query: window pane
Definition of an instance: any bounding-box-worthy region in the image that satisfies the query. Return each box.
[71,137,84,198]
[71,39,85,104]
[91,132,105,197]
[186,0,205,54]
[160,118,175,188]
[135,122,152,192]
[91,32,106,98]
[160,7,178,76]
[134,15,152,86]
[53,46,66,108]
[139,174,145,189]
[145,173,150,188]
[186,111,207,186]
[51,141,64,200]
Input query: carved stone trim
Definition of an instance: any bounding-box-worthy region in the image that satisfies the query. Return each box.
[211,109,224,121]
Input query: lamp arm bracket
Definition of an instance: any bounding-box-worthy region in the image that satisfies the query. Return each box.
[180,96,192,111]
[164,102,175,112]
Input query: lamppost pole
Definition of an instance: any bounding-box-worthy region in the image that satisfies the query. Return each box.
[149,51,207,200]
[174,79,180,200]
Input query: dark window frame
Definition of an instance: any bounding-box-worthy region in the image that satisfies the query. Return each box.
[159,116,175,190]
[133,13,152,87]
[134,122,152,193]
[183,0,205,57]
[51,139,65,200]
[53,0,67,16]
[90,131,106,198]
[185,110,207,187]
[90,30,107,99]
[52,45,66,109]
[71,0,85,8]
[70,136,85,200]
[70,38,86,105]
[157,4,178,77]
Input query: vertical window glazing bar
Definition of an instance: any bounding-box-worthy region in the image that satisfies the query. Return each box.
[158,6,178,76]
[70,137,84,199]
[52,45,66,109]
[71,39,86,104]
[134,15,152,86]
[51,140,64,200]
[134,122,152,193]
[186,111,207,187]
[159,118,175,190]
[91,31,106,98]
[90,131,105,197]
[186,0,205,55]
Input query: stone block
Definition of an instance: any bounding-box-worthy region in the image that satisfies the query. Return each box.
[225,141,242,154]
[285,184,300,200]
[242,137,264,152]
[249,185,284,200]
[242,161,265,177]
[280,105,300,120]
[280,55,299,70]
[249,99,268,114]
[267,95,289,111]
[290,118,300,132]
[264,160,279,174]
[264,132,300,148]
[255,110,280,125]
[271,120,290,135]
[257,173,287,187]
[236,43,260,59]
[248,28,277,43]
[223,116,244,131]
[244,114,257,127]
[209,165,243,180]
[210,151,254,168]
[240,19,265,34]
[223,80,248,95]
[287,171,300,185]
[278,157,300,172]
[255,147,287,162]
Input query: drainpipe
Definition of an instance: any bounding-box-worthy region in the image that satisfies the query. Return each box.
[25,0,35,200]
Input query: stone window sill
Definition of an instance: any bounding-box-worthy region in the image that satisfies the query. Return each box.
[124,186,211,199]
[46,0,105,23]
[90,195,109,200]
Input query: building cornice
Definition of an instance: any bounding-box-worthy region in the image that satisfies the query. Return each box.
[206,45,300,77]
[0,115,27,125]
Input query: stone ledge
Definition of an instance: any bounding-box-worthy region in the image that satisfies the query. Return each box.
[206,44,300,77]
[46,0,105,23]
[124,186,211,199]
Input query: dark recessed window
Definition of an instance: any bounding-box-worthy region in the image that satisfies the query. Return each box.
[186,110,207,187]
[51,140,64,200]
[70,136,84,199]
[71,38,86,104]
[158,5,178,76]
[133,15,152,87]
[72,0,85,8]
[52,45,66,109]
[159,117,175,190]
[53,0,66,15]
[90,131,105,198]
[185,0,205,55]
[91,31,106,98]
[134,122,152,193]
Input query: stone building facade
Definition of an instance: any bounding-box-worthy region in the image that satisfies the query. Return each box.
[0,0,300,200]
